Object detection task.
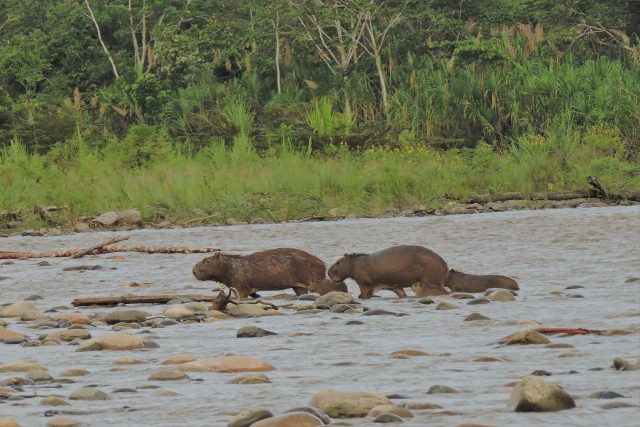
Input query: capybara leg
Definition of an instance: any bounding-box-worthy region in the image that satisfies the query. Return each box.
[358,286,374,299]
[425,281,449,295]
[391,287,407,298]
[236,288,251,299]
[292,285,308,296]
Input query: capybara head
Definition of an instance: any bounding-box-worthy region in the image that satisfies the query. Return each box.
[192,253,224,281]
[328,254,357,282]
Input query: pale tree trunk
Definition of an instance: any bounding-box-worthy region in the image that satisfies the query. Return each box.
[84,0,120,78]
[274,12,281,94]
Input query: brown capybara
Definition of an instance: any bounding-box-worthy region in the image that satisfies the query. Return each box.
[308,278,348,295]
[192,248,326,298]
[444,269,519,293]
[411,282,448,297]
[328,245,448,299]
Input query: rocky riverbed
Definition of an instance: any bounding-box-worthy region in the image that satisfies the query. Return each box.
[1,206,639,426]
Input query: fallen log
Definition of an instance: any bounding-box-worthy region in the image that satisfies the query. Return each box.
[534,327,591,335]
[463,190,595,204]
[72,294,222,307]
[0,244,219,259]
[70,235,130,259]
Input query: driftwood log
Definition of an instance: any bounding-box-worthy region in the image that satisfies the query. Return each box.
[72,294,223,307]
[0,237,220,259]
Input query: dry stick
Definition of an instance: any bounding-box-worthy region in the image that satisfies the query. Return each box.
[70,235,130,259]
[0,244,218,260]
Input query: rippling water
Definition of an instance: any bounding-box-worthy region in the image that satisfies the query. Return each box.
[1,206,639,426]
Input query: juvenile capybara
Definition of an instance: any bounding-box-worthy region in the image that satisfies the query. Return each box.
[444,269,519,293]
[192,248,326,298]
[308,278,348,295]
[411,282,448,297]
[328,245,448,299]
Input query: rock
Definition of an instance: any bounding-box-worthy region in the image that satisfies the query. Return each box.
[227,304,275,317]
[507,375,575,412]
[545,343,574,349]
[435,302,459,310]
[237,326,278,338]
[1,301,39,318]
[499,331,550,345]
[69,387,111,401]
[46,329,91,342]
[531,370,552,376]
[390,349,429,358]
[417,297,434,305]
[346,320,364,325]
[153,389,180,397]
[283,407,331,424]
[103,310,147,324]
[309,388,391,418]
[467,298,491,305]
[46,417,81,427]
[363,309,399,316]
[100,333,145,350]
[0,359,45,373]
[368,405,413,418]
[427,385,458,394]
[26,369,53,382]
[456,424,497,427]
[451,293,474,299]
[52,313,91,324]
[62,264,102,271]
[374,413,403,423]
[59,369,90,377]
[464,313,490,321]
[207,310,231,320]
[0,418,21,427]
[590,391,626,399]
[20,310,46,321]
[40,396,70,406]
[0,327,25,342]
[251,412,325,427]
[163,305,194,319]
[601,402,639,409]
[148,369,189,381]
[179,356,276,373]
[226,373,272,384]
[75,340,104,352]
[93,209,141,226]
[161,354,196,365]
[404,402,443,410]
[74,222,91,232]
[487,289,515,301]
[227,408,273,427]
[113,357,146,365]
[603,329,631,336]
[473,356,506,362]
[613,357,640,371]
[313,292,354,308]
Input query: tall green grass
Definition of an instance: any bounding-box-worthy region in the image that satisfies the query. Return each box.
[1,124,637,229]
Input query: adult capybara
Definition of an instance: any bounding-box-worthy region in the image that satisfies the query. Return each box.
[328,245,448,299]
[444,269,519,293]
[192,248,326,298]
[308,278,348,295]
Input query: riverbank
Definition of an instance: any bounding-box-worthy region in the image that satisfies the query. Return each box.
[2,126,639,236]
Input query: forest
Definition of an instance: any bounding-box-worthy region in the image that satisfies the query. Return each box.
[0,1,639,228]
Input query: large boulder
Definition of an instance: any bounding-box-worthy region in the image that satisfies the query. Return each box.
[0,327,25,342]
[1,301,39,318]
[179,356,275,373]
[309,389,391,418]
[507,376,575,412]
[100,333,145,350]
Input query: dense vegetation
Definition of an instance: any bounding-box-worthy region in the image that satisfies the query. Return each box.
[1,1,639,227]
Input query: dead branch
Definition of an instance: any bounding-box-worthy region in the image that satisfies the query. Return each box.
[70,235,130,259]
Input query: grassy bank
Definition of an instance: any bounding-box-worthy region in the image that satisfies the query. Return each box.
[1,124,638,231]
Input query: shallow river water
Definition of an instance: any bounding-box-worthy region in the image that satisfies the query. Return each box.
[1,206,639,426]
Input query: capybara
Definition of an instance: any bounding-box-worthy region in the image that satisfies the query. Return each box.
[192,248,326,298]
[411,282,448,297]
[308,278,348,295]
[443,269,519,293]
[328,245,448,299]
